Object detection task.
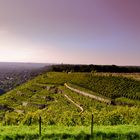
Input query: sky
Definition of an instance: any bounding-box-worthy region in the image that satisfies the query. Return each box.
[0,0,140,65]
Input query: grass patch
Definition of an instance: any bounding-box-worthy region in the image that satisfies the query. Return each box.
[0,125,140,140]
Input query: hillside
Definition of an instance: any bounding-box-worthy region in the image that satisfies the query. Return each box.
[0,62,51,94]
[0,72,140,126]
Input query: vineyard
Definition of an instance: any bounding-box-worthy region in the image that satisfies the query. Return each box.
[43,72,140,100]
[0,72,140,139]
[0,72,139,127]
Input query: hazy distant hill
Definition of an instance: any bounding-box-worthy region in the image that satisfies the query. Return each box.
[0,62,52,94]
[0,62,51,70]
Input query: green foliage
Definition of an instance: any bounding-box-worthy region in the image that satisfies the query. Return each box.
[42,72,140,100]
[0,72,140,126]
[115,97,140,105]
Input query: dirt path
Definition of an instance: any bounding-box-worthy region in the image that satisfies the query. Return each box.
[64,83,111,104]
[64,94,84,112]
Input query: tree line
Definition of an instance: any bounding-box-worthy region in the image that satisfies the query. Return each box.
[50,64,140,73]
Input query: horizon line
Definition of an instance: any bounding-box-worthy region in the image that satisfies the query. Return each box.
[0,61,139,67]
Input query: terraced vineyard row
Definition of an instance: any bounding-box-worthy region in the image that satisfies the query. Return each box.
[0,72,140,126]
[40,72,140,100]
[64,83,111,104]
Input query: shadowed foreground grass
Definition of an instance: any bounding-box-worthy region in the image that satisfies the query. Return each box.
[0,125,140,140]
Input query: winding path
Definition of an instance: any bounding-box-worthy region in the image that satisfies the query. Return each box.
[64,83,111,104]
[64,94,84,112]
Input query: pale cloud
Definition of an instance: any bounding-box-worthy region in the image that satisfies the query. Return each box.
[0,30,57,63]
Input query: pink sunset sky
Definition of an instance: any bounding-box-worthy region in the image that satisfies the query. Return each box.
[0,0,140,65]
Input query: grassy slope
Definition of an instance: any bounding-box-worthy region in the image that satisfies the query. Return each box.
[0,72,140,126]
